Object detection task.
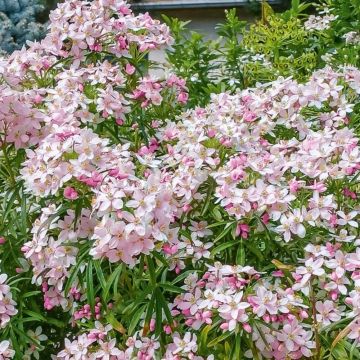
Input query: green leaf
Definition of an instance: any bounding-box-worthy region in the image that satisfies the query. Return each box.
[208,331,233,347]
[143,292,155,336]
[23,309,46,322]
[211,240,240,255]
[13,325,41,347]
[201,180,215,215]
[21,314,64,328]
[171,269,201,285]
[93,260,107,293]
[128,304,147,335]
[236,240,245,265]
[244,241,264,261]
[199,324,212,353]
[22,291,42,299]
[152,251,168,267]
[10,328,21,359]
[206,221,229,229]
[156,287,174,328]
[146,255,157,286]
[291,0,299,15]
[231,333,242,360]
[159,283,185,294]
[2,187,20,223]
[331,341,349,358]
[103,264,123,302]
[64,250,89,296]
[343,339,360,359]
[213,223,235,243]
[86,260,95,315]
[106,312,126,334]
[20,187,27,234]
[154,288,163,336]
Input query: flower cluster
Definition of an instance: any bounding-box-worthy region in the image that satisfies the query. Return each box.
[0,274,17,329]
[0,0,186,151]
[343,31,360,45]
[158,66,360,241]
[55,326,213,360]
[55,325,125,360]
[0,340,15,360]
[304,9,338,32]
[172,264,315,359]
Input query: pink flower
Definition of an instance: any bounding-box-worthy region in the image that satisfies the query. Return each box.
[337,210,358,228]
[177,92,188,104]
[343,188,357,199]
[63,186,78,200]
[325,250,347,277]
[0,340,15,359]
[315,300,342,326]
[177,288,202,316]
[243,110,257,122]
[172,332,198,354]
[0,274,17,328]
[250,286,278,317]
[293,258,325,292]
[348,320,360,342]
[276,319,315,356]
[236,223,250,238]
[289,178,302,193]
[125,63,136,75]
[218,292,250,331]
[93,339,122,360]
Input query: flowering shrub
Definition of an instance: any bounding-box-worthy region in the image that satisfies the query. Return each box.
[2,0,360,359]
[165,0,360,107]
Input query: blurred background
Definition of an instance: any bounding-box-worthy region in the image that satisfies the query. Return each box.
[129,0,289,39]
[0,0,291,54]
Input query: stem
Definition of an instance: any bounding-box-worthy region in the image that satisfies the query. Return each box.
[2,144,16,186]
[310,280,321,360]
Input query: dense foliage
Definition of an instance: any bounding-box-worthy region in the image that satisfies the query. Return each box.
[165,0,360,106]
[1,0,360,359]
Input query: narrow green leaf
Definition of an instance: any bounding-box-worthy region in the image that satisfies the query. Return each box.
[152,251,168,267]
[23,310,46,322]
[159,283,185,294]
[106,312,126,334]
[199,324,212,353]
[143,292,155,336]
[171,270,201,285]
[146,255,157,286]
[103,264,123,302]
[93,260,106,292]
[86,260,95,315]
[208,331,233,347]
[213,223,235,243]
[64,250,88,296]
[13,326,41,347]
[22,291,42,299]
[128,304,147,335]
[155,288,163,336]
[211,240,240,255]
[207,221,229,229]
[156,288,171,322]
[244,241,264,261]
